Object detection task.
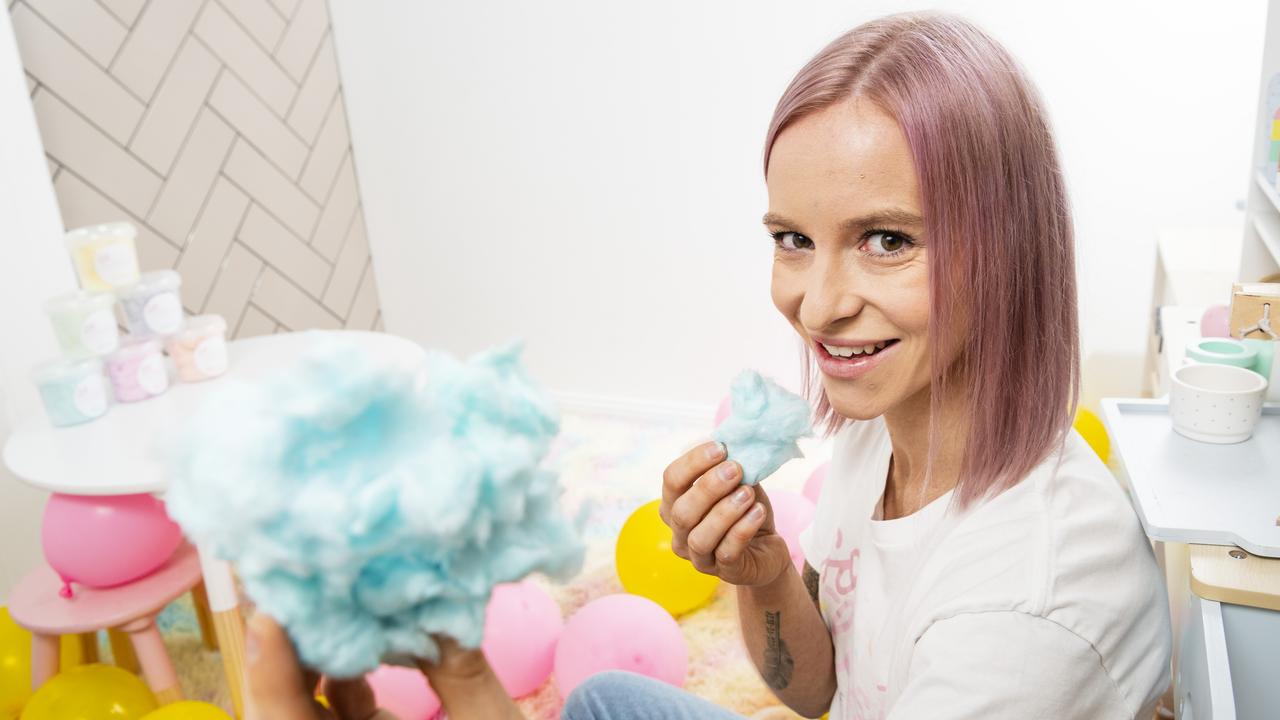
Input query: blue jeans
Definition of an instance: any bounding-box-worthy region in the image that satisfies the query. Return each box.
[561,671,746,719]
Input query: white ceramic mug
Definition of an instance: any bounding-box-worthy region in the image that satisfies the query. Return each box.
[1169,363,1268,444]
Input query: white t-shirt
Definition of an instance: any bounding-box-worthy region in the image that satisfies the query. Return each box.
[799,416,1172,719]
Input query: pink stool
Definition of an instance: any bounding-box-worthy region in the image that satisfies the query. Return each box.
[8,543,204,704]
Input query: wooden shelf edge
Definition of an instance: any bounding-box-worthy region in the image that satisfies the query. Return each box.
[1189,543,1280,612]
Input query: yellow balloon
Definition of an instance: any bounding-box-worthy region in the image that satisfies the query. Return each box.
[141,701,232,719]
[19,664,157,720]
[616,499,719,616]
[1073,408,1110,464]
[1,607,32,720]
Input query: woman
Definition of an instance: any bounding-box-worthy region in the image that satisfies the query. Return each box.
[248,11,1171,720]
[567,10,1172,720]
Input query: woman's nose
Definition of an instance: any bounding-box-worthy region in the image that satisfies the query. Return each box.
[797,253,864,332]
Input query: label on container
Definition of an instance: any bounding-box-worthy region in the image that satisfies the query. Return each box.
[194,336,227,377]
[93,242,136,286]
[73,376,107,418]
[143,292,183,335]
[80,310,118,355]
[136,354,168,395]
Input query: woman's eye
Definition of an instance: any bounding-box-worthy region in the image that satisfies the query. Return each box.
[773,232,814,251]
[865,231,910,256]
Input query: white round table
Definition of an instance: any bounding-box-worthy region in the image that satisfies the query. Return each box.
[3,329,425,717]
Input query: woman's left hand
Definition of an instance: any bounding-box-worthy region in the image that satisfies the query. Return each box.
[245,613,396,720]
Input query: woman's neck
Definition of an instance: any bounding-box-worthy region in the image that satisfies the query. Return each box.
[879,381,970,520]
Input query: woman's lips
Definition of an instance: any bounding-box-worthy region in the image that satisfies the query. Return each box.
[813,339,900,380]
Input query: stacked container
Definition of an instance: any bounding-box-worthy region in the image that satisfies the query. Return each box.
[32,223,229,427]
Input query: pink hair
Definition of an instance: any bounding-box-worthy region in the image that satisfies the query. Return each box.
[764,12,1080,508]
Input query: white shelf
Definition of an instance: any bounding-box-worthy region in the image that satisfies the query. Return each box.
[1256,171,1280,218]
[1252,209,1280,266]
[1101,398,1280,557]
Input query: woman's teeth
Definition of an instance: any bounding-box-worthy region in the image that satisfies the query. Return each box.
[822,341,889,358]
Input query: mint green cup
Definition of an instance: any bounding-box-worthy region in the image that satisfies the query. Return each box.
[1185,339,1258,369]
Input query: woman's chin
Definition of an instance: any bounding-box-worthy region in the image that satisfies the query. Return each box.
[824,391,889,422]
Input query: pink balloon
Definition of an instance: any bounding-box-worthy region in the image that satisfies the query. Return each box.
[41,493,183,597]
[802,462,828,504]
[482,580,564,697]
[769,488,816,571]
[554,594,687,699]
[1201,305,1230,338]
[367,665,440,720]
[713,395,732,428]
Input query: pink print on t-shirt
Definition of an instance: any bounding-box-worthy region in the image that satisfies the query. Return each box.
[820,529,864,713]
[820,529,860,636]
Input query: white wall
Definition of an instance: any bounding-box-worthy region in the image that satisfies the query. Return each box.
[331,0,1265,414]
[0,7,77,602]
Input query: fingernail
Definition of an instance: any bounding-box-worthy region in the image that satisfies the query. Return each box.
[732,487,750,505]
[705,442,726,461]
[750,503,766,521]
[717,461,738,482]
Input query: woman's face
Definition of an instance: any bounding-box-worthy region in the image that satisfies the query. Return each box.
[766,98,940,420]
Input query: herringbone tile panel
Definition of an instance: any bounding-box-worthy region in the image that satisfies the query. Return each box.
[12,0,383,337]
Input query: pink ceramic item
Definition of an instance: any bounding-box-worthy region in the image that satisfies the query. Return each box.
[1200,304,1231,338]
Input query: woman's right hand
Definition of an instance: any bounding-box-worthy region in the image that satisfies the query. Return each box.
[660,441,792,587]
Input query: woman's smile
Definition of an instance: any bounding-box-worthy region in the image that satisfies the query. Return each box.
[808,335,901,379]
[812,336,902,380]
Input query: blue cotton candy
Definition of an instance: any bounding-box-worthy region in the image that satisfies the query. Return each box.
[711,370,813,486]
[164,334,584,677]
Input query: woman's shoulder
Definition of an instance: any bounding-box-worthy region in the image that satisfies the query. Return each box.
[914,429,1171,715]
[1028,431,1172,656]
[936,429,1164,605]
[946,428,1150,566]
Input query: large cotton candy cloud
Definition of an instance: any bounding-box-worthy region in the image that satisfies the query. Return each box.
[711,370,813,486]
[165,335,583,677]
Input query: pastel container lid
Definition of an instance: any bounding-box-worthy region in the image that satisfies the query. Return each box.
[117,269,181,298]
[44,289,116,315]
[173,314,227,340]
[31,357,104,384]
[108,337,164,362]
[64,222,137,248]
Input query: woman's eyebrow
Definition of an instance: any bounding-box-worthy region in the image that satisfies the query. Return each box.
[762,209,923,230]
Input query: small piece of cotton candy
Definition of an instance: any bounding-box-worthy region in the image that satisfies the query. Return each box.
[164,334,584,677]
[711,370,813,486]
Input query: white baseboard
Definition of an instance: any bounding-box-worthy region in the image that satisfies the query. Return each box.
[551,390,715,424]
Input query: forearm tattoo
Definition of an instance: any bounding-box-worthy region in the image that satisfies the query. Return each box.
[802,563,820,610]
[762,610,795,691]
